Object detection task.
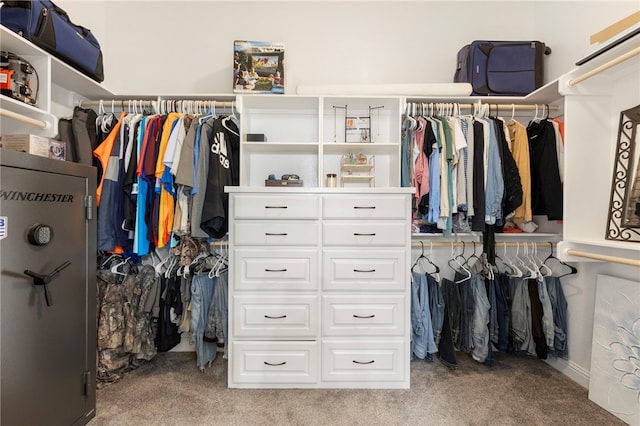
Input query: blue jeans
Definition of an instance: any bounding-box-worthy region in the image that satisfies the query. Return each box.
[509,277,535,355]
[427,274,444,346]
[470,273,490,363]
[493,273,511,352]
[456,272,475,353]
[411,272,438,359]
[190,274,217,370]
[545,276,568,359]
[537,277,555,348]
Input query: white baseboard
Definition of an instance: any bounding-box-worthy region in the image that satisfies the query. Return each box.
[545,357,590,389]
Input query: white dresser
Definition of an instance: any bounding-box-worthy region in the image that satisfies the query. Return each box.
[227,187,413,389]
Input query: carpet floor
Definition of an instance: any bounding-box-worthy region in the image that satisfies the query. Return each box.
[91,352,623,425]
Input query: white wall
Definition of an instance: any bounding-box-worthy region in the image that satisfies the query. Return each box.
[54,0,640,383]
[56,1,639,95]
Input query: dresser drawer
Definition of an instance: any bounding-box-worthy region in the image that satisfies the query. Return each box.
[233,194,319,219]
[234,248,318,291]
[323,249,406,291]
[232,341,318,385]
[321,340,406,383]
[233,295,319,337]
[234,221,319,246]
[323,195,409,219]
[323,222,407,246]
[322,295,405,336]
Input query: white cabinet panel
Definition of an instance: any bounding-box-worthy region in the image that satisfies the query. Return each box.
[323,222,407,246]
[233,221,319,245]
[232,341,318,384]
[322,195,408,219]
[234,194,319,219]
[322,295,405,336]
[234,248,318,291]
[321,340,406,382]
[233,295,319,337]
[322,249,405,291]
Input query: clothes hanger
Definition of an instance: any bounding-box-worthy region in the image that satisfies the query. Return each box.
[110,257,131,276]
[503,242,523,277]
[531,243,552,277]
[543,242,577,278]
[448,243,471,283]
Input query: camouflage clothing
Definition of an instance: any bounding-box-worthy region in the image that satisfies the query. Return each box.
[96,264,159,385]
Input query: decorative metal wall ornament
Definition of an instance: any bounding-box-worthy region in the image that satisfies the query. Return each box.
[606,104,640,242]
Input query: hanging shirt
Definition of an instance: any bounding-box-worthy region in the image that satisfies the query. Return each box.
[484,119,504,225]
[508,121,533,223]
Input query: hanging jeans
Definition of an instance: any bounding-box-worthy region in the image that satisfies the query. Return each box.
[190,274,217,370]
[545,276,568,359]
[441,278,461,349]
[510,277,535,355]
[528,279,548,359]
[537,277,555,348]
[470,273,490,363]
[427,274,445,346]
[493,272,511,352]
[456,272,475,353]
[411,272,438,359]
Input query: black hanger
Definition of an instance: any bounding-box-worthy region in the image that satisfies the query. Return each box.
[543,242,577,278]
[412,241,440,275]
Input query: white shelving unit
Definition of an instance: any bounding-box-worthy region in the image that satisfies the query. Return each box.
[238,95,402,188]
[557,34,640,264]
[0,25,114,137]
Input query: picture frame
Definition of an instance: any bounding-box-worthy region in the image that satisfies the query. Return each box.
[605,104,640,242]
[233,40,285,94]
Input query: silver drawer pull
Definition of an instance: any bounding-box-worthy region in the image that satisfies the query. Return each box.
[264,361,287,366]
[265,206,288,209]
[352,360,375,365]
[353,268,375,273]
[353,206,376,209]
[265,232,288,236]
[264,315,287,319]
[353,314,375,319]
[353,233,376,236]
[265,268,287,272]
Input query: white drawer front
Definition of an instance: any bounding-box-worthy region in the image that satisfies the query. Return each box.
[323,249,406,291]
[322,295,405,336]
[234,248,318,291]
[232,341,318,384]
[323,195,408,219]
[234,194,319,219]
[233,295,319,337]
[234,221,319,246]
[322,340,406,382]
[323,222,407,246]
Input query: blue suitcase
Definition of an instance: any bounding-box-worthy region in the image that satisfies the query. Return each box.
[454,41,551,96]
[1,0,104,82]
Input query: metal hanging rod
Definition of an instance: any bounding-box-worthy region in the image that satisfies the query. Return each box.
[405,102,559,112]
[78,99,235,109]
[0,107,48,129]
[411,241,556,248]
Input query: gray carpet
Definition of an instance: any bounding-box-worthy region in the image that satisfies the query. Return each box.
[91,352,623,425]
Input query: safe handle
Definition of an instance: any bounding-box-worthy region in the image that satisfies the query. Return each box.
[24,260,71,307]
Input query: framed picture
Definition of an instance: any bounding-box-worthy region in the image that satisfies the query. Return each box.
[605,104,640,242]
[233,40,285,94]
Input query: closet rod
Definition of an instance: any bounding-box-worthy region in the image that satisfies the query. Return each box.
[411,241,556,248]
[78,99,235,108]
[566,249,640,267]
[569,46,640,86]
[405,102,559,111]
[0,108,48,129]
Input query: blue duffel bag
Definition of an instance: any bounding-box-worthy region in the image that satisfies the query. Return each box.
[1,0,104,82]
